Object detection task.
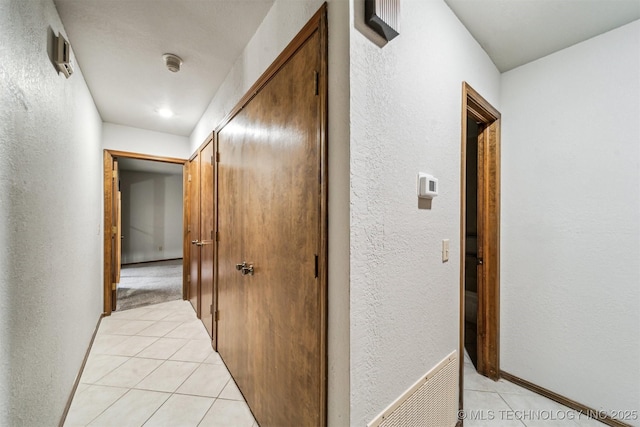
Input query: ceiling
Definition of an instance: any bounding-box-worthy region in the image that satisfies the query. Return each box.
[118,158,183,175]
[54,1,639,138]
[54,0,275,137]
[444,0,640,72]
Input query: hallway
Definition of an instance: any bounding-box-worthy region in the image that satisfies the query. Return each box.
[64,300,256,427]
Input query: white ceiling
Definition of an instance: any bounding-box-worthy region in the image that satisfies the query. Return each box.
[54,0,275,136]
[118,158,183,175]
[54,0,639,138]
[444,0,640,72]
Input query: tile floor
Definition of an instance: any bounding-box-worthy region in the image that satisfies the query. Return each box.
[64,300,257,427]
[462,351,606,427]
[66,300,609,427]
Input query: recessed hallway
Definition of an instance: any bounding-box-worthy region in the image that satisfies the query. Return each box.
[63,300,256,427]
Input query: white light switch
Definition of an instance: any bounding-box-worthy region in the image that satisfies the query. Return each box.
[442,239,449,262]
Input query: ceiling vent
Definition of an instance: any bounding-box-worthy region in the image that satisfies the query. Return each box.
[162,54,183,73]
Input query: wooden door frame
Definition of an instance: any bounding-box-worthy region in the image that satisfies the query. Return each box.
[459,82,501,408]
[103,150,187,315]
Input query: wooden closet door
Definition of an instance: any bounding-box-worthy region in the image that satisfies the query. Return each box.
[188,155,200,315]
[217,28,324,427]
[217,118,248,383]
[199,141,215,338]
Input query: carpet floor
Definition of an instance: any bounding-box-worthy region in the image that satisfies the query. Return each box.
[116,259,183,311]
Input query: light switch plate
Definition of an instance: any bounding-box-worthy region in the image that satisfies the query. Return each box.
[442,239,449,262]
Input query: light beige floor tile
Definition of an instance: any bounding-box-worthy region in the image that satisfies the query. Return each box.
[75,383,91,394]
[136,337,189,360]
[463,389,526,427]
[177,364,231,398]
[99,318,156,336]
[150,300,190,311]
[163,310,199,323]
[96,357,164,388]
[135,360,199,392]
[80,354,130,384]
[202,352,224,365]
[137,320,184,337]
[102,335,159,357]
[165,320,208,339]
[464,363,497,393]
[144,394,214,427]
[198,399,256,427]
[499,392,581,426]
[136,308,173,321]
[491,379,538,396]
[571,413,608,426]
[170,339,215,363]
[218,378,244,401]
[90,334,131,355]
[110,307,153,320]
[89,389,170,427]
[64,384,128,426]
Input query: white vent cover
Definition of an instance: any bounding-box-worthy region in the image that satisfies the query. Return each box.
[369,351,458,427]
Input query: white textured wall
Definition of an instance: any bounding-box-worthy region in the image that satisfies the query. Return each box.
[349,0,500,424]
[0,0,103,424]
[120,171,183,263]
[103,122,190,159]
[500,20,640,420]
[189,1,351,424]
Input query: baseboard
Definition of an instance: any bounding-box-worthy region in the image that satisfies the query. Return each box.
[500,371,633,427]
[59,314,104,427]
[121,257,183,266]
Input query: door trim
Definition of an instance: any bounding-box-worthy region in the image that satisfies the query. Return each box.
[459,82,501,406]
[103,150,187,315]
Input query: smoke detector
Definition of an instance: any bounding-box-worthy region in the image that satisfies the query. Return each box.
[162,53,183,73]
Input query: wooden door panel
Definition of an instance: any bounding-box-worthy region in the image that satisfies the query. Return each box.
[218,29,323,427]
[217,114,249,388]
[116,191,122,283]
[189,156,200,315]
[111,159,119,312]
[200,141,215,338]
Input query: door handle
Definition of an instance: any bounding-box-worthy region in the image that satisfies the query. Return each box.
[235,262,254,276]
[477,258,483,265]
[191,240,200,245]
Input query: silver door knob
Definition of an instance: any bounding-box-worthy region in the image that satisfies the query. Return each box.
[241,264,254,276]
[235,262,254,275]
[191,240,200,245]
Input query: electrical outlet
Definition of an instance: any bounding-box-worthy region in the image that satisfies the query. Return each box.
[442,239,449,262]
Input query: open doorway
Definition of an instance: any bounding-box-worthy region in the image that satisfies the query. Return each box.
[103,150,187,315]
[459,82,501,408]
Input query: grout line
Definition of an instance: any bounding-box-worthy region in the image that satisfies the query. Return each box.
[496,392,527,426]
[196,397,218,427]
[83,387,135,426]
[67,303,236,427]
[79,355,132,386]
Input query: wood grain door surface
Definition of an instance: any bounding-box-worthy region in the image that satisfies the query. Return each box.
[200,141,215,339]
[189,155,200,316]
[217,30,324,427]
[111,158,119,312]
